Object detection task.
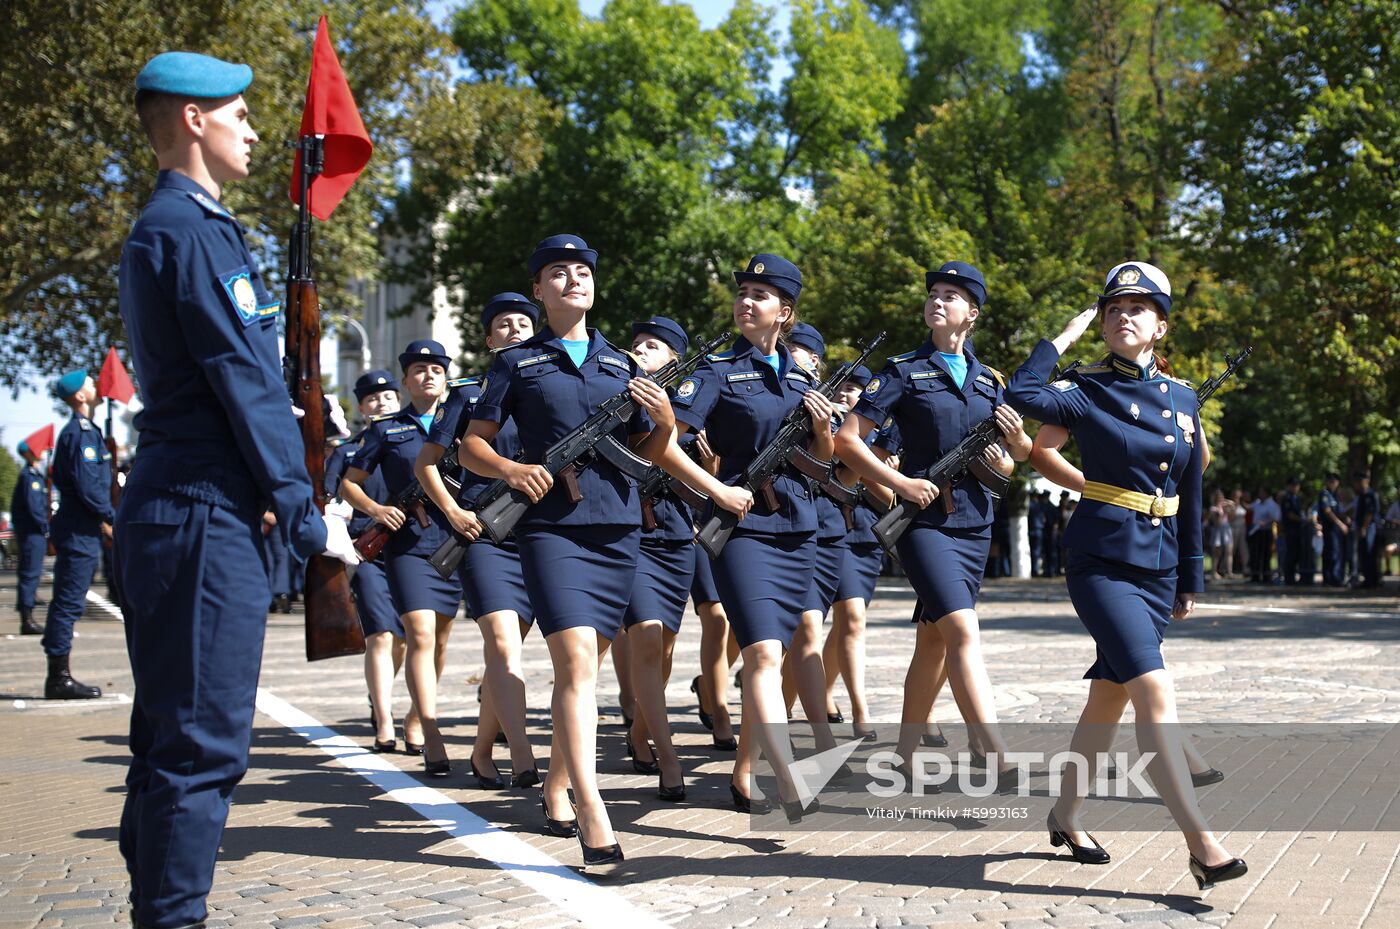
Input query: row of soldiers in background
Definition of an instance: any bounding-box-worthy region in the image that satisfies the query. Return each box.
[1027,490,1075,578]
[1205,473,1393,589]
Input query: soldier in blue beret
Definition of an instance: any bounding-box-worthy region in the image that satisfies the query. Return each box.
[835,259,1033,792]
[39,370,112,699]
[116,51,359,929]
[339,340,462,774]
[669,252,837,820]
[415,293,542,790]
[11,440,50,636]
[461,235,740,867]
[1006,261,1246,888]
[326,370,407,753]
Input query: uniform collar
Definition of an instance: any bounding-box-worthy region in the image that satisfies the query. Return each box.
[923,338,983,396]
[155,169,234,214]
[1108,352,1158,380]
[533,325,612,370]
[731,335,795,379]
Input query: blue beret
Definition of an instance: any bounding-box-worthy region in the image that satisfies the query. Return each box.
[528,234,597,276]
[53,369,88,400]
[136,52,253,99]
[734,253,802,302]
[631,316,689,356]
[354,369,399,402]
[480,292,540,332]
[846,364,874,388]
[17,440,30,457]
[925,261,987,308]
[1098,261,1172,317]
[787,322,826,358]
[398,340,452,373]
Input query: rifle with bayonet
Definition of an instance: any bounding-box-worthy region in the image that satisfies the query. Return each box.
[465,333,728,548]
[284,134,363,661]
[695,332,886,559]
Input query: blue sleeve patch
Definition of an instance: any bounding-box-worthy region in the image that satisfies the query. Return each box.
[219,266,276,327]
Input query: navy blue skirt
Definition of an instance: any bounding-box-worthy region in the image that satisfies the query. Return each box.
[385,551,461,617]
[459,538,534,624]
[1065,550,1174,684]
[625,540,694,633]
[516,525,640,639]
[896,524,990,622]
[804,536,847,615]
[713,532,817,649]
[837,541,883,605]
[690,544,721,605]
[351,558,403,637]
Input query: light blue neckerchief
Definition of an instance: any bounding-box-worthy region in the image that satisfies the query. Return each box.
[938,351,967,389]
[561,338,589,368]
[762,352,780,372]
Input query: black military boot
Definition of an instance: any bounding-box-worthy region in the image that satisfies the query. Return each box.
[44,654,102,700]
[19,607,43,636]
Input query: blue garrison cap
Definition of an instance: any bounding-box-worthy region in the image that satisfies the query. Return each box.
[734,253,803,302]
[631,316,689,356]
[398,339,452,373]
[480,292,540,332]
[846,364,874,388]
[787,322,826,358]
[353,369,399,402]
[136,52,253,98]
[925,261,987,308]
[528,234,597,277]
[53,369,88,400]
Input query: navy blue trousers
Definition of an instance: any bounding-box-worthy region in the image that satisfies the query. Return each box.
[115,487,270,928]
[42,534,100,657]
[15,531,45,611]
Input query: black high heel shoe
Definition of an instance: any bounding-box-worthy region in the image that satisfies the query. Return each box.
[403,741,424,756]
[920,729,948,748]
[690,676,714,731]
[729,781,771,815]
[511,768,541,789]
[711,734,738,751]
[578,832,624,871]
[895,759,941,795]
[423,755,451,778]
[779,794,820,825]
[1191,768,1225,788]
[625,733,660,775]
[371,739,396,754]
[1189,854,1247,890]
[826,709,844,724]
[470,759,505,790]
[541,794,578,838]
[1047,811,1110,864]
[853,723,878,743]
[658,774,686,802]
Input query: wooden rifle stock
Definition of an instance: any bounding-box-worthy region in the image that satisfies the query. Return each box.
[286,135,363,662]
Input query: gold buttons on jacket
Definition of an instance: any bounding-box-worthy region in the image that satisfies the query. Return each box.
[1159,462,1169,472]
[1162,409,1172,418]
[1165,435,1175,443]
[1151,517,1161,526]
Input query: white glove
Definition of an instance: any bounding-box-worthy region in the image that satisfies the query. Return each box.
[325,498,354,521]
[321,512,361,565]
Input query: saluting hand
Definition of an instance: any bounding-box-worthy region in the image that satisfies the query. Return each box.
[712,485,754,520]
[373,504,406,531]
[1051,304,1099,355]
[802,390,835,434]
[897,476,939,510]
[446,504,482,542]
[1172,592,1196,621]
[629,377,675,430]
[506,462,553,503]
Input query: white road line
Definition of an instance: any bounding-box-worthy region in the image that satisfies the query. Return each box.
[86,589,125,620]
[254,688,667,929]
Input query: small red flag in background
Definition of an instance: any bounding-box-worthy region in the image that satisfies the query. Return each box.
[22,424,55,458]
[290,15,373,220]
[97,346,136,404]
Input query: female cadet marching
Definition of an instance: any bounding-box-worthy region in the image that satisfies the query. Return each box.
[461,235,745,868]
[328,370,407,752]
[339,339,462,776]
[669,254,836,820]
[688,432,741,752]
[623,316,701,801]
[1005,262,1245,888]
[834,261,1032,790]
[414,293,541,790]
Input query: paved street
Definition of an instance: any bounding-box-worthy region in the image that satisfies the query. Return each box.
[2,560,1398,929]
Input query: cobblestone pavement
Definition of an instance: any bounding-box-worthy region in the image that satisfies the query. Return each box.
[2,559,1398,929]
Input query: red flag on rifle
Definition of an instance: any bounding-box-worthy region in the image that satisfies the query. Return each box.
[97,346,136,404]
[22,424,55,458]
[289,15,373,220]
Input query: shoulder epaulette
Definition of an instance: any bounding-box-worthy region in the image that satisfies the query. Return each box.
[1163,374,1193,389]
[788,365,816,383]
[888,350,920,364]
[185,190,235,221]
[446,376,480,389]
[706,349,736,362]
[983,365,1006,387]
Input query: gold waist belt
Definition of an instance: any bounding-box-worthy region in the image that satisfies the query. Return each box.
[1081,480,1180,518]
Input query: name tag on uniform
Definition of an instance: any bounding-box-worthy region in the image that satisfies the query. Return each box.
[516,352,560,369]
[599,355,629,370]
[976,374,994,386]
[384,425,415,435]
[727,371,764,382]
[911,370,943,380]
